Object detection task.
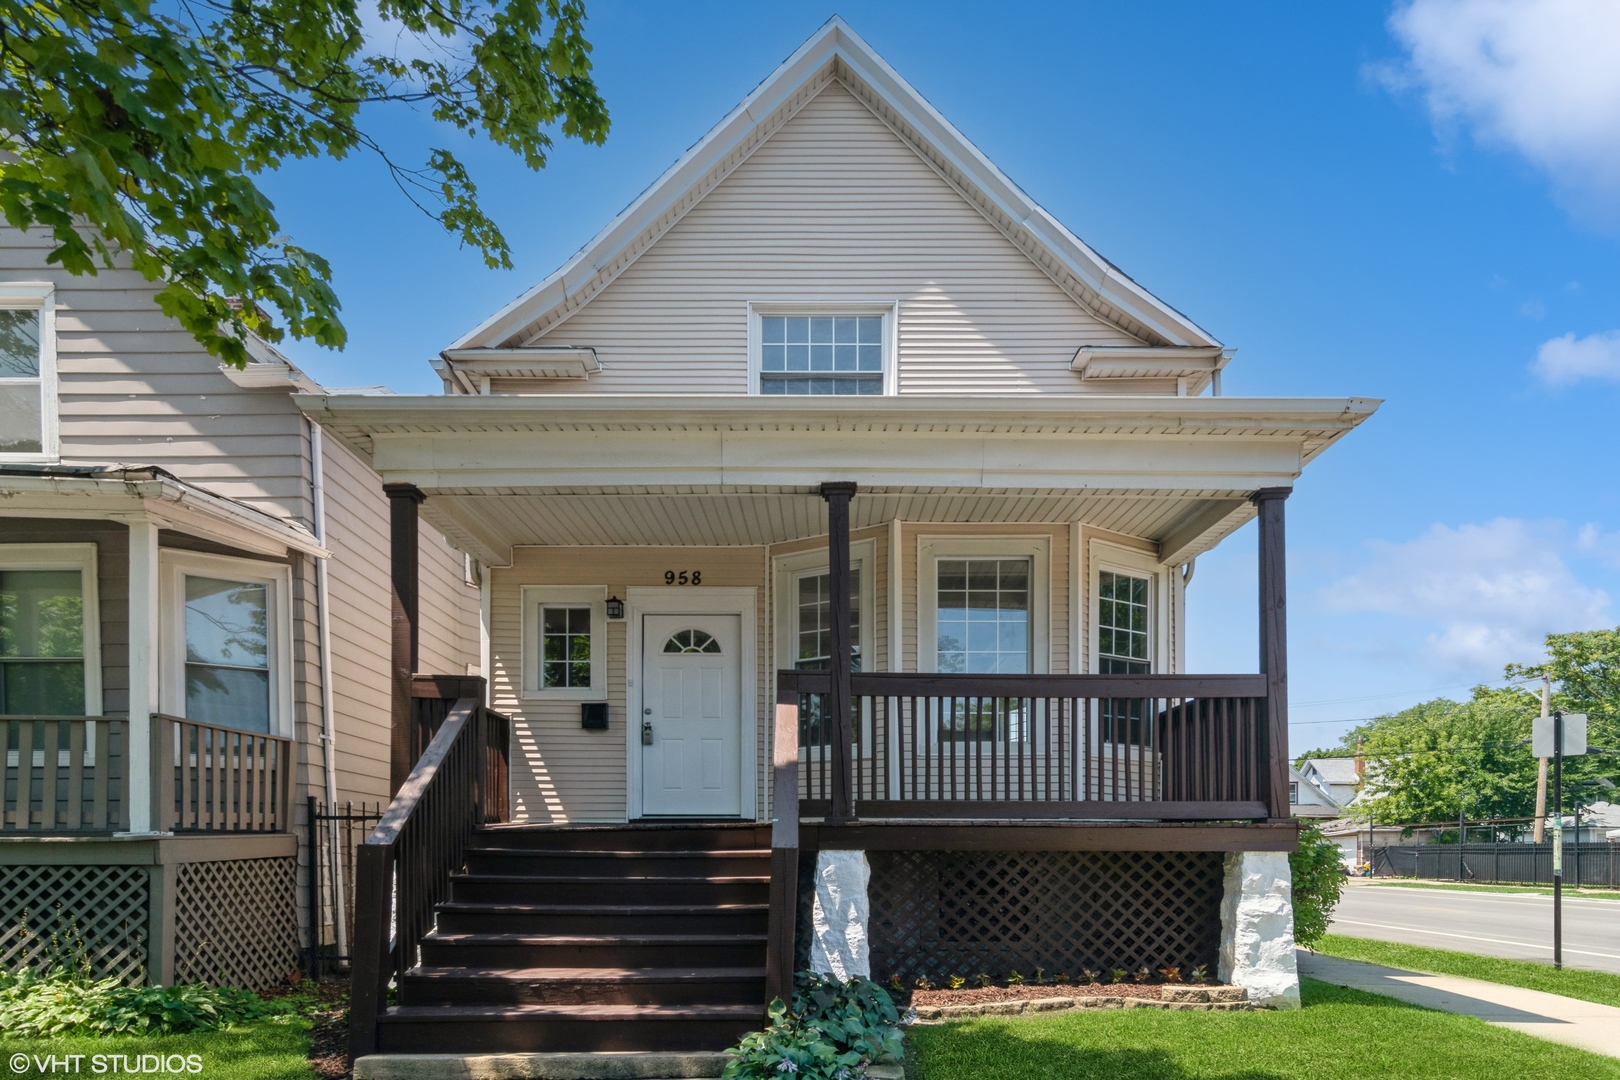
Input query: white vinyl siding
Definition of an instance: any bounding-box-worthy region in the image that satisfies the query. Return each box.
[524,82,1140,394]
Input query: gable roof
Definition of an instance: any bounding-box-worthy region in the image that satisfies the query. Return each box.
[451,17,1221,353]
[1301,757,1361,787]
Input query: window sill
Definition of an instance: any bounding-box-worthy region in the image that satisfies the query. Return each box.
[519,688,609,703]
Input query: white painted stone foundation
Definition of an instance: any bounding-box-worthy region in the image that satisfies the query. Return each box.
[809,849,871,980]
[1217,850,1300,1009]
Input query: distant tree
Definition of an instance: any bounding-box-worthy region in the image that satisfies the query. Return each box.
[1345,686,1540,828]
[1507,627,1620,794]
[0,0,609,365]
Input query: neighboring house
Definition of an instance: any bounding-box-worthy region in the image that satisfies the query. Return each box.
[1288,765,1343,820]
[0,239,479,988]
[1296,756,1361,807]
[308,21,1379,1058]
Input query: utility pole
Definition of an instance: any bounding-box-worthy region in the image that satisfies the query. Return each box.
[1534,676,1550,844]
[1553,708,1563,969]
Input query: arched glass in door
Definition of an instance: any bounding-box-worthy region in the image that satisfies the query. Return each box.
[663,629,722,654]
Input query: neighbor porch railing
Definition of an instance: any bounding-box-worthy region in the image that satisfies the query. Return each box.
[1,715,292,834]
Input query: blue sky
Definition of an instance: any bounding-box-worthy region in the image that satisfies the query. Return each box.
[265,2,1620,750]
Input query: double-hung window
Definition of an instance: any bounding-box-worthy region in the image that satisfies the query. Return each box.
[0,545,98,715]
[161,552,290,735]
[918,536,1050,743]
[0,283,57,461]
[753,307,893,395]
[773,543,874,748]
[1094,563,1155,746]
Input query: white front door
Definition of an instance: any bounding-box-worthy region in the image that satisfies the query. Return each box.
[640,613,742,817]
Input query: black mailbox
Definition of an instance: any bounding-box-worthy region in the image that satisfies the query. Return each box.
[581,702,609,730]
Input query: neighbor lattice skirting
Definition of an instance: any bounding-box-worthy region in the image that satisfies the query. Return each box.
[0,865,150,985]
[863,850,1224,982]
[173,857,300,991]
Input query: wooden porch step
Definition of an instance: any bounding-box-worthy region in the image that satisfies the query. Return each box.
[398,965,766,1006]
[435,901,768,936]
[374,1003,764,1054]
[449,873,770,905]
[462,848,770,877]
[474,822,772,851]
[418,932,768,969]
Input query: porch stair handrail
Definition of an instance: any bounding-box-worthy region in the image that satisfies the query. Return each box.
[349,696,491,1061]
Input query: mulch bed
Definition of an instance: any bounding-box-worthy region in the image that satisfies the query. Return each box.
[260,977,350,1080]
[906,982,1170,1007]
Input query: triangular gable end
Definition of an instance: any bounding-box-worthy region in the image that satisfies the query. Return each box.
[452,17,1219,352]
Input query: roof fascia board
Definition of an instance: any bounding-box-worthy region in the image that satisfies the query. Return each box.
[451,17,1221,352]
[0,474,328,558]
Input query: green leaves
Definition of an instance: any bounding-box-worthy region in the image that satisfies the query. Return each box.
[0,969,291,1038]
[1291,823,1345,948]
[722,974,902,1080]
[0,0,609,365]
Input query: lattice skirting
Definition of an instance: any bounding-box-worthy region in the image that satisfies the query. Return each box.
[174,857,300,991]
[0,865,149,985]
[858,850,1224,982]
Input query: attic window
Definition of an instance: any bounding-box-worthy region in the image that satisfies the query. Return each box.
[760,315,884,395]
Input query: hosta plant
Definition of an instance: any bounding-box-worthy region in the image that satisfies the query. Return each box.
[723,974,901,1080]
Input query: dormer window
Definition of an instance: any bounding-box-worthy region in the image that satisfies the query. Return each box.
[750,305,895,395]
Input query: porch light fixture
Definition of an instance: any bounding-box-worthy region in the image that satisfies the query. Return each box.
[605,595,625,620]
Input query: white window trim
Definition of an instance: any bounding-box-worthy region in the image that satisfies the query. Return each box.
[623,586,758,822]
[0,282,58,463]
[771,539,877,673]
[521,586,608,701]
[158,549,294,737]
[0,543,101,715]
[1088,539,1170,676]
[746,301,899,396]
[917,535,1050,675]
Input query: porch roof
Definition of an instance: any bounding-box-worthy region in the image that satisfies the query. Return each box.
[297,393,1378,565]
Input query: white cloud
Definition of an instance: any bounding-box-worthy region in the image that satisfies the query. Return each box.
[1533,330,1620,385]
[1378,0,1620,217]
[1322,518,1610,672]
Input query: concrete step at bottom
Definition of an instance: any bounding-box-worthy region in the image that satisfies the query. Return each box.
[373,1003,765,1054]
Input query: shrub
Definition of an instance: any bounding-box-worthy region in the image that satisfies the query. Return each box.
[0,968,290,1038]
[1291,821,1347,948]
[723,973,902,1080]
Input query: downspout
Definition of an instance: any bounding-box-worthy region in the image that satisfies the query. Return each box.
[309,420,349,963]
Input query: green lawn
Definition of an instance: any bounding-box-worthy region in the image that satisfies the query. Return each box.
[0,1021,315,1080]
[905,978,1620,1080]
[1367,880,1620,900]
[1312,933,1620,1008]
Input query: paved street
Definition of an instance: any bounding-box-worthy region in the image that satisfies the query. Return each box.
[1330,881,1620,974]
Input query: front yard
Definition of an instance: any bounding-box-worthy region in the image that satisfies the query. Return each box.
[904,977,1620,1080]
[0,1022,315,1080]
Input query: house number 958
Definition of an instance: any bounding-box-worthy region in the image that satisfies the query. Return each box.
[665,570,702,585]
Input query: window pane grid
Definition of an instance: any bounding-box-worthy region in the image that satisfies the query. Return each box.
[794,568,860,747]
[541,606,592,687]
[936,558,1030,675]
[761,314,882,395]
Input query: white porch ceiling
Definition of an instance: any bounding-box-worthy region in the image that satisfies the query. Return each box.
[420,486,1254,567]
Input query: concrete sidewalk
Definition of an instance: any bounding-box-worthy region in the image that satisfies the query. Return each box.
[1297,951,1620,1059]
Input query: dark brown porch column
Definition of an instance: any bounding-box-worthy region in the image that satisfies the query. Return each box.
[1253,487,1290,820]
[821,481,857,822]
[386,483,425,795]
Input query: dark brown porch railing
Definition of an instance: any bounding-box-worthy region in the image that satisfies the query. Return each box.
[778,671,1272,821]
[349,696,505,1061]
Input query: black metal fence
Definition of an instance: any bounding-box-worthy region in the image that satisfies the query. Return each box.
[305,797,384,977]
[1375,842,1620,887]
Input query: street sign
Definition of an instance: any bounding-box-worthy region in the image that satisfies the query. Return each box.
[1533,712,1586,758]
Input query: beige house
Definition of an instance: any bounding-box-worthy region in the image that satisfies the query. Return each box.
[310,21,1381,1059]
[0,229,479,988]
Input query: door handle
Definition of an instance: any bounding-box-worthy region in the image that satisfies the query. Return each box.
[644,708,652,715]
